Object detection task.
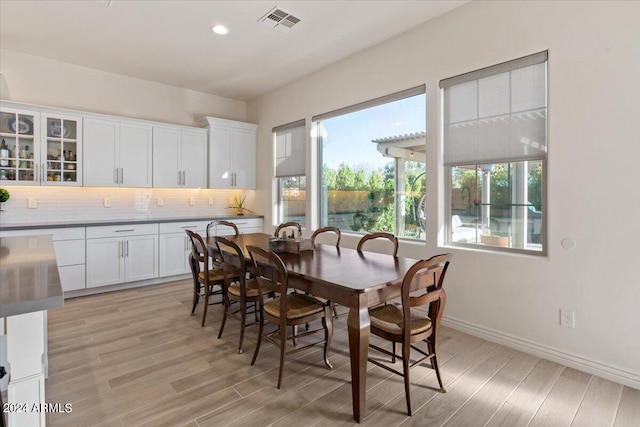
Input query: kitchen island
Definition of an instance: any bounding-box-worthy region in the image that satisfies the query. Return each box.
[0,235,63,427]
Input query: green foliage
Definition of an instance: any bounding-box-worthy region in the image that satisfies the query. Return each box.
[373,204,395,232]
[0,187,9,203]
[336,163,356,189]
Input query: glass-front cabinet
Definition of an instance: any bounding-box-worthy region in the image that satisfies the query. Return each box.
[0,106,82,186]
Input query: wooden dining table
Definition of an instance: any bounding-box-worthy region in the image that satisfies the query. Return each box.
[205,232,429,422]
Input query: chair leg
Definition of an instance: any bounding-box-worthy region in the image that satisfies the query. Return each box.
[392,342,397,363]
[201,284,210,327]
[277,324,287,389]
[429,338,446,393]
[238,299,247,354]
[191,284,200,315]
[218,291,230,338]
[292,325,298,346]
[322,305,333,369]
[251,308,264,366]
[402,340,412,416]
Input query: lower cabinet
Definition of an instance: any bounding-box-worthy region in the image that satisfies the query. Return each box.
[158,221,209,277]
[86,224,159,288]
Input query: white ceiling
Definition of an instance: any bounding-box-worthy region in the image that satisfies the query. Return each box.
[0,0,468,102]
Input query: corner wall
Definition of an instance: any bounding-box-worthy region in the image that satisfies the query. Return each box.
[247,0,640,388]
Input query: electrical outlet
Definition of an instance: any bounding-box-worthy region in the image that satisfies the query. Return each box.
[189,197,196,206]
[28,198,38,209]
[560,309,575,328]
[157,197,164,206]
[103,197,111,208]
[208,197,214,205]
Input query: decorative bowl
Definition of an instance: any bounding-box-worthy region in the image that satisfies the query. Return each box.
[7,116,34,135]
[48,121,70,138]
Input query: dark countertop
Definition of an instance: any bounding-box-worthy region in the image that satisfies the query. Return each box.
[0,214,264,231]
[0,235,64,317]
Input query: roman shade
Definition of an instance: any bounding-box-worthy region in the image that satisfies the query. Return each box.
[441,51,548,166]
[274,119,305,177]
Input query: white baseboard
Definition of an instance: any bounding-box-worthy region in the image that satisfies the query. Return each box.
[442,315,640,390]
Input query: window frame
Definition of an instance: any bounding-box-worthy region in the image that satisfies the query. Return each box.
[441,52,548,256]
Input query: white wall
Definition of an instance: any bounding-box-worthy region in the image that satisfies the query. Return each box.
[247,1,640,388]
[0,49,247,125]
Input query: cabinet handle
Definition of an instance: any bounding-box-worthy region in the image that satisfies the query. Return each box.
[114,229,135,233]
[125,240,129,257]
[181,226,197,229]
[185,236,188,251]
[182,171,186,186]
[120,168,124,184]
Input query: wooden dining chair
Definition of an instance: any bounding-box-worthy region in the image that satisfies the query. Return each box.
[214,236,260,353]
[357,232,399,257]
[247,245,333,389]
[185,229,227,327]
[206,220,239,238]
[274,221,302,239]
[367,253,453,416]
[311,226,341,247]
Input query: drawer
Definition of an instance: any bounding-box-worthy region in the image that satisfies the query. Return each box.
[159,221,210,234]
[0,227,85,241]
[86,223,158,239]
[58,265,86,292]
[231,218,263,231]
[53,240,85,266]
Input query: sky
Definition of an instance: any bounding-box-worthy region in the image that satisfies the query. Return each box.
[320,93,426,172]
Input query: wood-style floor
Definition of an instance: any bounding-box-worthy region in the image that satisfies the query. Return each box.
[44,280,640,427]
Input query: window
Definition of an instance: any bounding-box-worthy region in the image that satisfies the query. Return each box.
[274,120,306,226]
[313,87,426,238]
[441,52,547,254]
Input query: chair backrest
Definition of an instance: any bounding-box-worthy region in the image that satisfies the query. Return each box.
[214,236,246,277]
[357,232,399,257]
[274,222,302,238]
[185,229,210,272]
[311,226,341,247]
[400,254,452,336]
[246,245,289,316]
[206,220,239,238]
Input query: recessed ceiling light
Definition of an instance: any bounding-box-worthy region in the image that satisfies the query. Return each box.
[211,25,229,35]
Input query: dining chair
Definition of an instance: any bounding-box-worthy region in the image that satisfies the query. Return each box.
[215,236,260,354]
[367,253,452,416]
[247,245,333,389]
[357,232,399,257]
[311,226,341,247]
[274,221,302,239]
[185,229,227,327]
[206,220,239,238]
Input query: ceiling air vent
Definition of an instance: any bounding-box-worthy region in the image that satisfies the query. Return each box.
[258,6,301,32]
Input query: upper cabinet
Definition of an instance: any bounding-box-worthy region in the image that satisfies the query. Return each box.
[1,105,83,186]
[152,127,207,188]
[84,118,153,187]
[197,117,257,189]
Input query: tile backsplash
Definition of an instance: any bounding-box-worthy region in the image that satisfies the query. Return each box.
[0,186,253,224]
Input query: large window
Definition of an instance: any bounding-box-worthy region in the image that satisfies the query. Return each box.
[274,120,306,226]
[313,87,426,238]
[442,52,547,254]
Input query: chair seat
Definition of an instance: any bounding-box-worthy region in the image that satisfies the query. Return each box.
[227,278,260,298]
[264,293,325,320]
[369,304,432,336]
[198,269,226,283]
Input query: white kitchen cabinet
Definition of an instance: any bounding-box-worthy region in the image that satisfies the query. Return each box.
[152,127,207,188]
[0,227,86,292]
[84,118,152,187]
[197,117,257,189]
[86,224,158,288]
[158,220,209,277]
[1,106,83,186]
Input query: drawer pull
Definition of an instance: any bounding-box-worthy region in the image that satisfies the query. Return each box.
[181,226,197,229]
[114,229,135,233]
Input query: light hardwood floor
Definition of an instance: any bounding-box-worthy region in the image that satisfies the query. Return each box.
[43,280,640,427]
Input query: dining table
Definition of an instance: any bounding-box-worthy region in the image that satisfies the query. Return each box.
[205,232,431,422]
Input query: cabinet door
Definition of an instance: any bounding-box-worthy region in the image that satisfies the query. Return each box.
[41,113,82,186]
[208,126,233,188]
[86,237,125,287]
[159,233,190,277]
[233,128,256,189]
[181,131,207,188]
[120,123,153,187]
[0,108,40,185]
[84,118,119,187]
[152,127,181,188]
[125,234,158,282]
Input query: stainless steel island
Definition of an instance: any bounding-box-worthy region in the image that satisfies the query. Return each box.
[0,235,63,427]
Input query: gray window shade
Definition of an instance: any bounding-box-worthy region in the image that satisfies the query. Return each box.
[274,119,305,177]
[442,52,547,166]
